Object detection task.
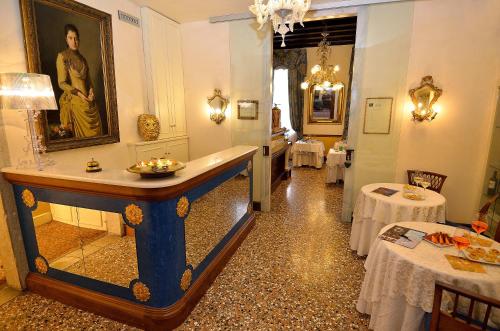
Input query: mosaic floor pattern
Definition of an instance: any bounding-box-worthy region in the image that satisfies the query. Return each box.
[0,167,369,330]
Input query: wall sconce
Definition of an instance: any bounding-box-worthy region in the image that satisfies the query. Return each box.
[207,89,228,124]
[409,76,442,122]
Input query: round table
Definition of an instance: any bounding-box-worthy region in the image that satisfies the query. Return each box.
[326,148,346,184]
[357,222,500,331]
[291,140,325,169]
[350,183,446,256]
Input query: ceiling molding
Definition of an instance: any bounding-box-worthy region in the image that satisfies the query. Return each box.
[210,0,413,23]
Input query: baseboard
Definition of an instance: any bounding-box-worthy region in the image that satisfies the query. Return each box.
[27,213,256,330]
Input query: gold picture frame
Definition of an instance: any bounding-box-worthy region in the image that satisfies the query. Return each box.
[20,0,120,152]
[307,84,345,125]
[237,100,259,120]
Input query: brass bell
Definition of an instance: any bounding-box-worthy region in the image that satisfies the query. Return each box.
[86,158,102,173]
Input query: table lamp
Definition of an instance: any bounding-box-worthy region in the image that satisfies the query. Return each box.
[0,73,58,170]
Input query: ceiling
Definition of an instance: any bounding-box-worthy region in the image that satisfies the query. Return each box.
[274,16,357,49]
[131,0,341,23]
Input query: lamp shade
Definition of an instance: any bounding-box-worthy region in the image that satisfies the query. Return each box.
[0,72,57,110]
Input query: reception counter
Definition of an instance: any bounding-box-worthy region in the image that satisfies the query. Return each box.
[2,145,258,330]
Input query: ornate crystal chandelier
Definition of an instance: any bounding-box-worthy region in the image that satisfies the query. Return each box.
[249,0,312,47]
[301,32,343,91]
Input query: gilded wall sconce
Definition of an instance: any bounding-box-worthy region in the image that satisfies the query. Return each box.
[409,76,442,122]
[208,89,228,124]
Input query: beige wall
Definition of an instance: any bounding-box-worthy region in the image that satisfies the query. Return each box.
[181,21,233,160]
[0,0,149,289]
[0,0,148,169]
[303,45,353,136]
[229,20,273,211]
[342,2,414,221]
[394,0,500,222]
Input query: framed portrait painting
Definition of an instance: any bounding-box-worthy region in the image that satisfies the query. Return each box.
[20,0,119,152]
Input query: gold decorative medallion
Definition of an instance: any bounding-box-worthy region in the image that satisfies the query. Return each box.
[247,160,253,172]
[34,257,48,274]
[22,189,35,208]
[177,196,190,218]
[180,269,192,291]
[125,204,143,225]
[137,114,160,141]
[132,281,151,302]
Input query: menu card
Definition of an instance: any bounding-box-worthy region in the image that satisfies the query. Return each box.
[379,225,426,249]
[372,187,398,197]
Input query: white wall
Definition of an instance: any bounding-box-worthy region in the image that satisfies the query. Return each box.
[394,0,500,222]
[303,45,353,136]
[342,2,414,221]
[0,0,147,169]
[181,21,233,160]
[229,20,273,211]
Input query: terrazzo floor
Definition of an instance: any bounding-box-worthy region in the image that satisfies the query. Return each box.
[0,167,370,330]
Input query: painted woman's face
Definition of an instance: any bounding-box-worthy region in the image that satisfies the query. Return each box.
[66,30,79,50]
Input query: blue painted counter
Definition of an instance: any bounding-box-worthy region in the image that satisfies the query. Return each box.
[3,145,258,330]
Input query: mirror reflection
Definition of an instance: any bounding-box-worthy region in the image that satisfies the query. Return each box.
[309,84,344,123]
[32,202,138,288]
[185,174,250,268]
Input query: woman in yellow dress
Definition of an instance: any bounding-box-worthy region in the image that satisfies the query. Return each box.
[56,24,102,138]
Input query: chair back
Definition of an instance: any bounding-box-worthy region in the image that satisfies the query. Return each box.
[407,170,447,193]
[477,194,499,242]
[430,281,500,331]
[479,194,499,221]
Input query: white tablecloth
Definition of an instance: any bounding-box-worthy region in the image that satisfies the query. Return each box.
[326,148,346,183]
[350,183,446,256]
[291,140,325,169]
[357,222,500,331]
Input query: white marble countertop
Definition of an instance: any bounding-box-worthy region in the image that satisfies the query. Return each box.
[2,145,258,189]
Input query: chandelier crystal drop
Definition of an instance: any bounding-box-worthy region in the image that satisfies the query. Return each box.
[249,0,312,47]
[301,32,343,92]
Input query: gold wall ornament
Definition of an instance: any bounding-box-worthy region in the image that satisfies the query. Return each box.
[409,76,443,122]
[176,196,190,218]
[22,189,36,208]
[180,269,192,291]
[132,281,151,302]
[34,256,48,274]
[125,204,143,225]
[137,114,160,141]
[208,89,228,124]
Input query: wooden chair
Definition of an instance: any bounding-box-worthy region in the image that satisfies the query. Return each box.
[407,170,447,193]
[479,194,499,221]
[430,281,500,331]
[480,194,500,241]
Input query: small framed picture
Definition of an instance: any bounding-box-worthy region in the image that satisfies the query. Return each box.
[363,97,393,134]
[237,100,259,120]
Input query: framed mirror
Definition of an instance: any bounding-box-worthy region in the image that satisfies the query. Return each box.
[307,84,345,124]
[409,76,442,121]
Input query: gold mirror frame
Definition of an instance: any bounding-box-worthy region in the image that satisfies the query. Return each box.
[307,84,345,124]
[409,76,443,121]
[207,89,228,124]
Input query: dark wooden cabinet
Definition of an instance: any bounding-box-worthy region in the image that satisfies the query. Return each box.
[271,142,291,193]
